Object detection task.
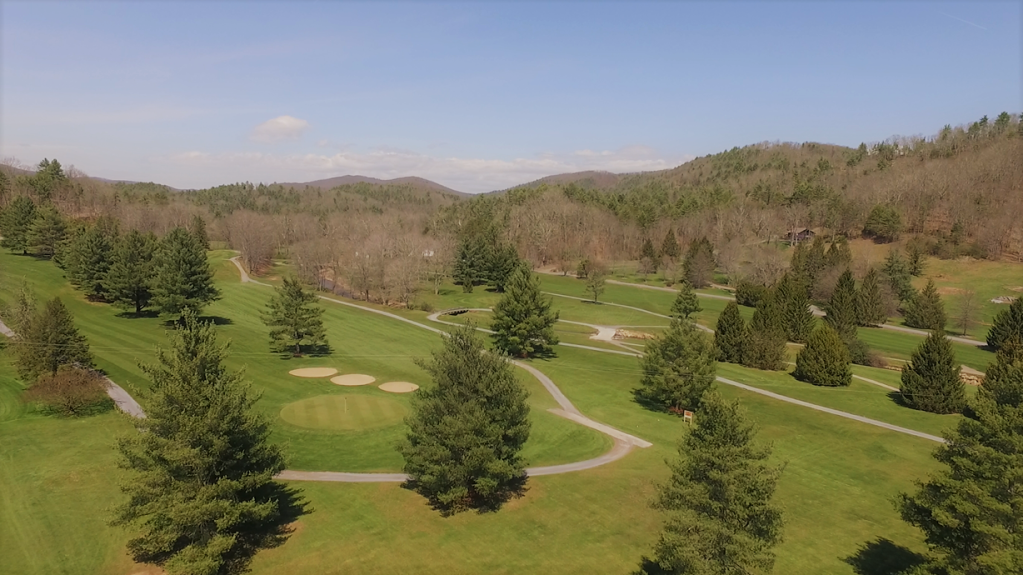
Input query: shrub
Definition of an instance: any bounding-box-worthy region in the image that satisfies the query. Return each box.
[735,281,767,307]
[25,368,109,416]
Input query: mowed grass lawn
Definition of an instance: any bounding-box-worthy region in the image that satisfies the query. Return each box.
[0,250,947,574]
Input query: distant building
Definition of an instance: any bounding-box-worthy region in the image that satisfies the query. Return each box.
[786,228,815,243]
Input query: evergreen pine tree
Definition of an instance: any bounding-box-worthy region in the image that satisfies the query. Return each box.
[261,276,329,356]
[775,273,814,343]
[896,389,1023,573]
[637,318,717,412]
[400,324,530,513]
[26,205,66,258]
[793,325,852,387]
[981,336,1023,408]
[743,292,787,371]
[14,297,92,380]
[67,221,117,299]
[683,237,715,288]
[825,269,858,342]
[804,236,827,288]
[151,227,221,317]
[882,250,915,301]
[453,235,488,293]
[112,311,289,574]
[715,301,748,364]
[789,242,808,288]
[906,243,925,276]
[825,237,852,269]
[487,243,521,292]
[900,331,965,414]
[0,196,36,254]
[856,267,888,326]
[903,279,947,331]
[987,296,1023,350]
[639,392,783,575]
[491,266,559,357]
[671,280,702,320]
[660,229,681,261]
[104,229,157,314]
[640,238,659,273]
[189,214,210,250]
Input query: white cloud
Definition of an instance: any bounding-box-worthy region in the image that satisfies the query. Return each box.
[249,115,310,143]
[163,145,693,193]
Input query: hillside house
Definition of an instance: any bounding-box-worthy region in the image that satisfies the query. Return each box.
[786,228,815,244]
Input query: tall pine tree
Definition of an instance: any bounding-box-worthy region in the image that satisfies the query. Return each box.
[400,324,530,513]
[743,292,787,371]
[26,205,66,258]
[261,276,329,356]
[104,229,157,314]
[793,325,852,387]
[639,392,783,575]
[637,318,717,412]
[856,267,888,326]
[66,220,117,299]
[14,297,92,380]
[452,235,488,293]
[640,238,659,273]
[981,336,1023,408]
[903,279,947,331]
[896,345,1023,573]
[825,269,858,342]
[0,196,36,254]
[491,265,559,358]
[151,227,221,317]
[900,331,964,414]
[987,296,1023,351]
[671,280,702,320]
[112,311,289,574]
[715,301,748,364]
[775,272,814,343]
[660,229,681,261]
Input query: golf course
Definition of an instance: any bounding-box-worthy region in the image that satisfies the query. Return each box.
[1,247,990,574]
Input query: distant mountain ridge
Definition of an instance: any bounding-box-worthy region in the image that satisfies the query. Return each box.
[276,175,468,196]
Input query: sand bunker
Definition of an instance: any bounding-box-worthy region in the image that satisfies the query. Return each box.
[288,367,338,378]
[378,381,420,393]
[330,374,376,386]
[937,287,966,295]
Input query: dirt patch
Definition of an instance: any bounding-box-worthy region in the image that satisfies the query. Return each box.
[1008,286,1023,292]
[288,367,338,378]
[614,329,656,340]
[330,374,376,386]
[961,373,984,387]
[937,287,966,295]
[378,381,419,393]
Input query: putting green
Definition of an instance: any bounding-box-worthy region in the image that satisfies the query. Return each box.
[280,395,408,431]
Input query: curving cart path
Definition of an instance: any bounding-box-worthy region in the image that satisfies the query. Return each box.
[0,319,145,418]
[557,273,986,347]
[229,257,652,482]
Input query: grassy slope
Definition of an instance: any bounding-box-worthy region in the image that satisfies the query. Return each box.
[0,251,950,574]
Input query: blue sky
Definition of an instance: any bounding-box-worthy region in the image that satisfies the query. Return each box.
[2,1,1019,192]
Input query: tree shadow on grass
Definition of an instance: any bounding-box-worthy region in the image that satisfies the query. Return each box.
[115,309,160,320]
[162,315,233,328]
[402,474,529,517]
[221,482,312,575]
[844,538,928,575]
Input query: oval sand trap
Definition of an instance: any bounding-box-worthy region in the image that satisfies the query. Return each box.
[330,374,376,387]
[378,381,420,393]
[280,394,407,431]
[288,367,338,378]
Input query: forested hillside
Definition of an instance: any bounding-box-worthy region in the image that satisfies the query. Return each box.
[1,112,1019,308]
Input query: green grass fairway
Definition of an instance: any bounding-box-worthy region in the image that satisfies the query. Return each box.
[0,250,963,574]
[280,394,408,431]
